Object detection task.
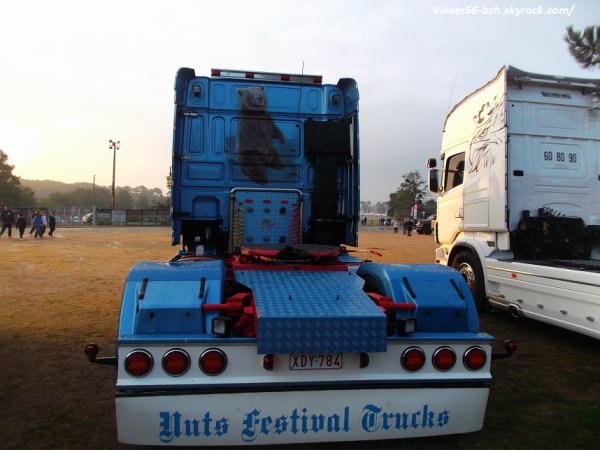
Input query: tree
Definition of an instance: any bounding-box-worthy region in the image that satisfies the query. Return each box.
[115,186,134,209]
[421,199,437,218]
[564,25,600,69]
[387,170,428,220]
[373,202,387,214]
[151,172,171,210]
[0,150,37,206]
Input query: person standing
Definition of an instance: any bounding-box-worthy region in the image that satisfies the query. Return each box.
[1,206,14,238]
[29,210,39,236]
[48,211,56,237]
[40,211,48,237]
[32,212,44,238]
[406,219,413,236]
[16,213,26,240]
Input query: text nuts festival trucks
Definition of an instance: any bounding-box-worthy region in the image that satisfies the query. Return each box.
[86,68,516,446]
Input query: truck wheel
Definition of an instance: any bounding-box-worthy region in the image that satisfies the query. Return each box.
[451,250,488,312]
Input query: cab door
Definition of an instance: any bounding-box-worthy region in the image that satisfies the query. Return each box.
[436,151,465,245]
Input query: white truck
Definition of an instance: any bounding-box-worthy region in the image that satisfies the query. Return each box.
[428,66,600,340]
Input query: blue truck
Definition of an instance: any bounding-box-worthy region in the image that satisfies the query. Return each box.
[86,68,514,446]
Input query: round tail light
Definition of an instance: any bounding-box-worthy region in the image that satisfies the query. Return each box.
[199,348,227,375]
[162,349,191,376]
[433,346,456,371]
[401,347,426,372]
[124,350,153,377]
[463,346,487,371]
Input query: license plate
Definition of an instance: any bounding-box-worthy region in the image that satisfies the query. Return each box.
[289,353,342,370]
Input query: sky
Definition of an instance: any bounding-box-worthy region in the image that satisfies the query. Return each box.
[0,0,598,203]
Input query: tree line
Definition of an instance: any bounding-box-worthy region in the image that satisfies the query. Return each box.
[0,150,169,209]
[39,184,169,210]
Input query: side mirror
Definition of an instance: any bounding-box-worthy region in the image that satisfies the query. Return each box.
[428,169,440,193]
[426,157,437,168]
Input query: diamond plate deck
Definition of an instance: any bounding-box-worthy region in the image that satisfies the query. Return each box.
[235,269,387,354]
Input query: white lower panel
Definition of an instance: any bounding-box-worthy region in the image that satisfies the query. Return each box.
[117,387,489,445]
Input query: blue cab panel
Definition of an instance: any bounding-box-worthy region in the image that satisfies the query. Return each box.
[171,68,360,254]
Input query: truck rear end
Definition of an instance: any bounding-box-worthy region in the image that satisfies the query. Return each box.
[87,68,510,446]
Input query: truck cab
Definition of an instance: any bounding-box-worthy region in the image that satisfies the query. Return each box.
[171,68,360,256]
[86,68,513,446]
[429,66,600,338]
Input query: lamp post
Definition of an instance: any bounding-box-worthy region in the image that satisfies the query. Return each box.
[109,140,120,210]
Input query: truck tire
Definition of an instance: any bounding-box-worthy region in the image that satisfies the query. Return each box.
[451,249,488,312]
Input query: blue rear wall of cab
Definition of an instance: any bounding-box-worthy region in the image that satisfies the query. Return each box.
[170,68,360,252]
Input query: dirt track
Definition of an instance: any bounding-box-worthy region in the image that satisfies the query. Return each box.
[0,226,598,449]
[0,226,436,449]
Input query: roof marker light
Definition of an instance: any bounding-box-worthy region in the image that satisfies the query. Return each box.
[211,68,323,84]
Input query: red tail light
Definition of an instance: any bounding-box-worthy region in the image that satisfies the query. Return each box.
[401,347,425,372]
[162,349,190,376]
[199,348,227,375]
[124,350,153,377]
[433,347,456,371]
[463,346,487,370]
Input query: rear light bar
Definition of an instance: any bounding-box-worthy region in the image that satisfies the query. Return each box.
[121,345,489,378]
[211,68,322,84]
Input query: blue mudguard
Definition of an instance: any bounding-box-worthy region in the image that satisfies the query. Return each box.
[118,260,225,337]
[356,263,480,333]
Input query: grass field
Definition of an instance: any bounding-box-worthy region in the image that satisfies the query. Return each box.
[0,226,598,449]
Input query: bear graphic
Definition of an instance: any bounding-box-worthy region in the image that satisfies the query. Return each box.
[236,85,285,184]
